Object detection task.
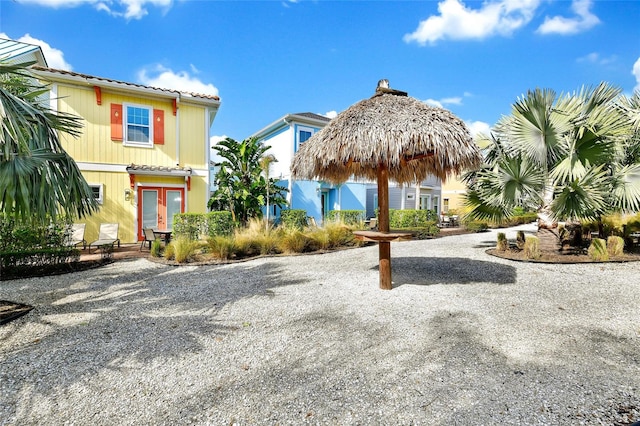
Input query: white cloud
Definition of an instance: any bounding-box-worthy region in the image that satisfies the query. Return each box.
[404,0,540,45]
[466,120,492,140]
[536,0,599,35]
[210,135,227,164]
[0,32,72,70]
[425,99,444,108]
[138,65,219,97]
[324,111,338,119]
[576,52,616,66]
[423,95,464,108]
[633,56,640,93]
[441,97,463,105]
[17,0,172,20]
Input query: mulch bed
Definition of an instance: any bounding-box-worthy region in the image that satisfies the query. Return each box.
[487,247,640,263]
[0,259,109,281]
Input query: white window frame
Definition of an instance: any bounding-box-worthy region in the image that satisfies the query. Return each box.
[89,183,104,205]
[123,103,154,148]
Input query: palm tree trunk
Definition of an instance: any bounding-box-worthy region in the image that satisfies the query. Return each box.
[537,180,557,229]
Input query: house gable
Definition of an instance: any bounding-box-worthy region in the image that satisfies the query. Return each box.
[0,37,48,66]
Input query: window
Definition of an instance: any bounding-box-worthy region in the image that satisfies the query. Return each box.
[299,130,312,143]
[296,126,314,151]
[89,184,103,204]
[443,198,449,213]
[124,104,153,147]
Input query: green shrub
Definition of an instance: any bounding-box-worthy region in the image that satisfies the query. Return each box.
[523,235,541,259]
[280,209,308,230]
[0,214,71,251]
[206,211,234,237]
[208,235,235,260]
[516,231,526,249]
[0,247,79,269]
[405,223,440,239]
[326,210,365,226]
[496,232,508,252]
[150,239,163,257]
[465,221,489,233]
[389,209,437,228]
[588,238,608,261]
[500,212,538,227]
[173,213,204,240]
[607,236,624,257]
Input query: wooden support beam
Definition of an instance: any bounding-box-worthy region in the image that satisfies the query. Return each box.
[377,165,392,290]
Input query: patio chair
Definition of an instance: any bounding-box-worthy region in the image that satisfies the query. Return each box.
[88,223,120,253]
[140,227,157,251]
[66,223,87,249]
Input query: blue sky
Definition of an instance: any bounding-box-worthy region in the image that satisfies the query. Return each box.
[1,0,639,145]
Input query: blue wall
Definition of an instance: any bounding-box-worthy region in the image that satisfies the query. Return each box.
[281,180,367,224]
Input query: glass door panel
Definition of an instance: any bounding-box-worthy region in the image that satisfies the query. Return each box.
[142,190,159,229]
[165,190,182,230]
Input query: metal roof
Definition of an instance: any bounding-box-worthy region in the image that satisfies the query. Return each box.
[32,66,220,104]
[0,37,48,66]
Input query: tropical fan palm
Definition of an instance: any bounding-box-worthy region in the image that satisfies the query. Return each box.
[465,82,640,226]
[0,62,97,222]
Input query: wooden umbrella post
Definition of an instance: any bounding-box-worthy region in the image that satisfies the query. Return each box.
[377,166,392,290]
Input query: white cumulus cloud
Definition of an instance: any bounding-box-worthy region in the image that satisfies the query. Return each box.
[404,0,540,45]
[324,111,338,119]
[536,0,599,35]
[425,99,444,108]
[466,120,492,140]
[0,32,72,70]
[17,0,172,20]
[138,65,219,97]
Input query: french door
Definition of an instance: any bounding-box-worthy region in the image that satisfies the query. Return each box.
[137,187,184,240]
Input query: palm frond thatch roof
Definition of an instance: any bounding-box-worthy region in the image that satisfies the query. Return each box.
[291,89,482,184]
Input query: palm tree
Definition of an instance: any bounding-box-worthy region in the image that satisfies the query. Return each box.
[208,137,287,225]
[0,62,97,223]
[465,83,640,243]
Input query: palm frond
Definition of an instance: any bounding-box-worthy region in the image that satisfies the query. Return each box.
[550,165,609,221]
[609,163,640,213]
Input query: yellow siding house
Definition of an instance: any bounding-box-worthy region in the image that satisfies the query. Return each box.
[31,67,221,243]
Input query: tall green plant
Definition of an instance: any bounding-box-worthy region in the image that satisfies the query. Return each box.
[0,62,98,223]
[208,137,287,225]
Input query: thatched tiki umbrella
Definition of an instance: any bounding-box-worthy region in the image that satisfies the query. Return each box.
[291,80,481,290]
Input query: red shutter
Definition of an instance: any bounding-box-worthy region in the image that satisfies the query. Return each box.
[110,103,123,141]
[153,109,164,145]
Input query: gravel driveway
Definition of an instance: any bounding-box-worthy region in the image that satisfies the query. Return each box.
[1,224,639,425]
